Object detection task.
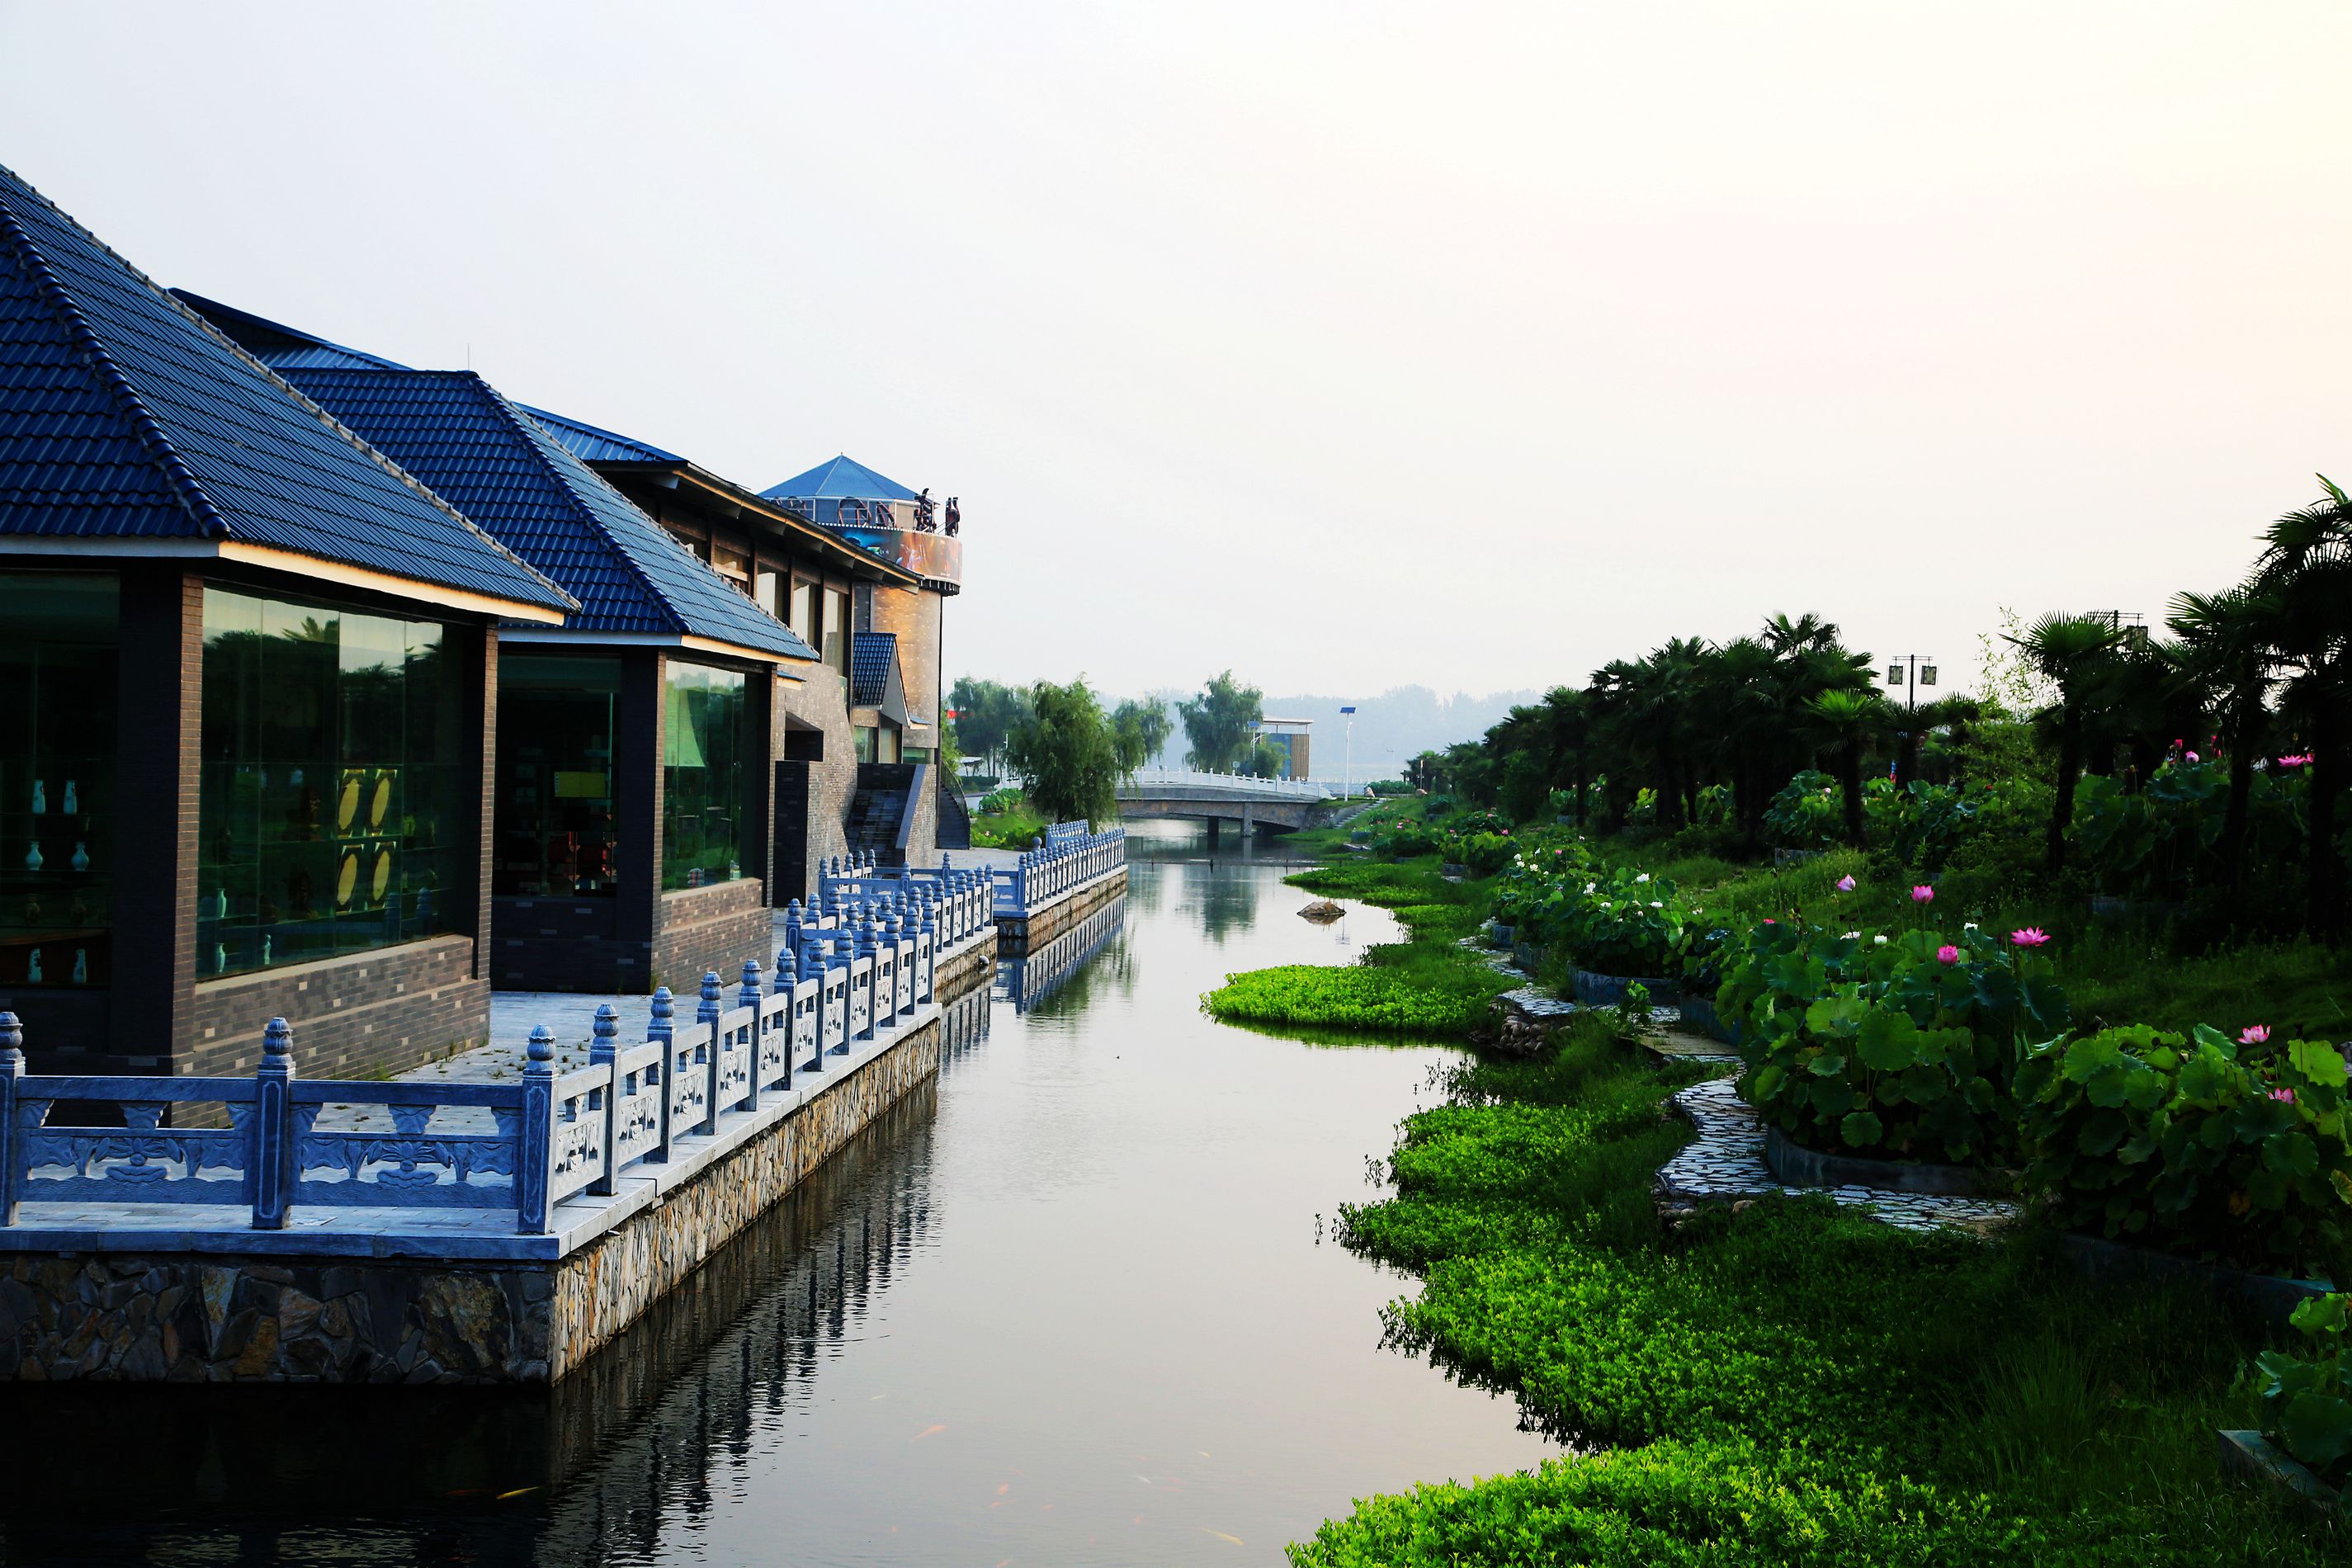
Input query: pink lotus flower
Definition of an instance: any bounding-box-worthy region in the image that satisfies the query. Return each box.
[2010,927,2051,947]
[2241,1025,2270,1045]
[1910,885,1934,904]
[1836,875,1856,892]
[1937,944,1961,964]
[2279,753,2312,768]
[2185,751,2200,763]
[2269,1087,2297,1104]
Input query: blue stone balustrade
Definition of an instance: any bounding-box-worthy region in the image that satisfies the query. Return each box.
[0,893,970,1239]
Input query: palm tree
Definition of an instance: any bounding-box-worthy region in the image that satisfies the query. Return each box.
[1803,689,1892,847]
[1539,686,1591,827]
[2005,612,2123,872]
[2166,584,2279,910]
[2254,477,2352,937]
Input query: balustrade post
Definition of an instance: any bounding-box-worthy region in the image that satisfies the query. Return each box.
[698,971,723,1134]
[740,960,764,1110]
[0,1012,22,1226]
[782,900,804,965]
[588,1004,623,1197]
[648,986,676,1162]
[249,1017,298,1230]
[516,1025,556,1235]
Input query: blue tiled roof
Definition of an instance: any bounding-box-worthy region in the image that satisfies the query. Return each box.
[167,290,407,371]
[0,164,570,614]
[281,367,816,663]
[763,454,920,504]
[521,404,684,465]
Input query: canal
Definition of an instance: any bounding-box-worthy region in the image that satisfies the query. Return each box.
[1,821,1558,1566]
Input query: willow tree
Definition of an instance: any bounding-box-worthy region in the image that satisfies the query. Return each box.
[1004,677,1121,828]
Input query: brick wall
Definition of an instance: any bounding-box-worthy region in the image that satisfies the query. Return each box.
[187,934,486,1079]
[652,878,772,995]
[490,896,637,993]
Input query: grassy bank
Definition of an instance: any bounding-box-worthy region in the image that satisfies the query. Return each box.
[1199,853,1518,1037]
[1289,1010,2338,1566]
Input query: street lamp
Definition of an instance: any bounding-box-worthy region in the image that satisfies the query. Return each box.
[1882,654,1938,713]
[1339,706,1356,798]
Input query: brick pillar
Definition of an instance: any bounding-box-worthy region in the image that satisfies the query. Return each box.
[109,565,201,1070]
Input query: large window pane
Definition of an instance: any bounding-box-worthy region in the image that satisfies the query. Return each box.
[663,662,746,890]
[0,574,118,990]
[198,587,466,977]
[494,655,620,897]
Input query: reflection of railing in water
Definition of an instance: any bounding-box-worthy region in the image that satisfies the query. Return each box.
[994,895,1126,1013]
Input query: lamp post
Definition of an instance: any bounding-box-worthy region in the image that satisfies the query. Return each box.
[1340,706,1356,798]
[1883,654,1939,715]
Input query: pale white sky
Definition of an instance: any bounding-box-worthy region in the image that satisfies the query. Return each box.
[4,2,2345,701]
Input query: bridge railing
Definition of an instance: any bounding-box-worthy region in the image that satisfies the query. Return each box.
[1115,768,1333,801]
[0,909,944,1238]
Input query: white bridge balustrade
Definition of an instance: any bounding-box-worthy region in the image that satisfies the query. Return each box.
[0,900,950,1240]
[1114,769,1333,803]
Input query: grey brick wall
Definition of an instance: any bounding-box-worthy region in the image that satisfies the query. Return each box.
[187,934,486,1079]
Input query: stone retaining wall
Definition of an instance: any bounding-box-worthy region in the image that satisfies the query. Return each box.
[996,869,1127,956]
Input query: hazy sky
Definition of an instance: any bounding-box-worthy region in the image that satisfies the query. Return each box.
[4,2,2346,702]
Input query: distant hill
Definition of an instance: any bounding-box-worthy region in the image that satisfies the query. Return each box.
[1128,685,1542,782]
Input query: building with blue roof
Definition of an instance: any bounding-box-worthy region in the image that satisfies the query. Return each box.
[274,364,840,991]
[0,161,579,1077]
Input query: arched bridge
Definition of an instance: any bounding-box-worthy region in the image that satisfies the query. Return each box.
[1114,768,1333,834]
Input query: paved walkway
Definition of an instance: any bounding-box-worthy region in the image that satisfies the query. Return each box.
[1453,937,2017,1235]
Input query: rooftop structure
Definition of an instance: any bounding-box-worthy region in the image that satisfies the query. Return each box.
[763,454,963,593]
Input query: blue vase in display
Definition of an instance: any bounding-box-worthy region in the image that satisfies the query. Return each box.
[70,842,87,872]
[29,780,44,816]
[26,949,40,984]
[22,842,40,872]
[215,942,228,975]
[71,949,85,985]
[60,781,76,815]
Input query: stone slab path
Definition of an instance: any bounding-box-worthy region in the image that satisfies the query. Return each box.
[1656,1076,2020,1235]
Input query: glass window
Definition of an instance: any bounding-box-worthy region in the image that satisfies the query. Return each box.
[494,655,621,898]
[788,579,816,648]
[198,587,466,977]
[664,662,746,890]
[822,589,848,677]
[754,568,781,620]
[0,574,118,990]
[852,725,877,765]
[710,533,750,593]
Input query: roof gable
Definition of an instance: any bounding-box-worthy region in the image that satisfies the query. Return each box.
[168,290,406,371]
[850,631,909,724]
[281,368,815,663]
[0,164,569,614]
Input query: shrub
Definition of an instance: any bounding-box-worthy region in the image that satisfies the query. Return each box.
[1200,947,1508,1035]
[2015,1023,2352,1273]
[1459,830,1514,876]
[1547,867,1693,977]
[1764,770,1843,848]
[2256,1294,2352,1486]
[1726,923,2071,1163]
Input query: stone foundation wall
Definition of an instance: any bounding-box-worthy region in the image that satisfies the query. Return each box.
[0,1014,942,1385]
[997,869,1127,956]
[546,1018,941,1379]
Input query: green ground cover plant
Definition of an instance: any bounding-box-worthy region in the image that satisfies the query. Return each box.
[1291,1011,2341,1566]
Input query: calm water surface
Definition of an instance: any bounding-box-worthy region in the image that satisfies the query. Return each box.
[2,822,1556,1566]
